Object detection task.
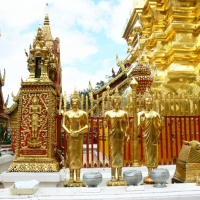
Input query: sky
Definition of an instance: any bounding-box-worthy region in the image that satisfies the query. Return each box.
[0,0,134,107]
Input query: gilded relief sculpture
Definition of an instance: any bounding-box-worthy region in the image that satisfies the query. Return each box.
[28,96,42,148]
[104,88,129,186]
[62,89,89,187]
[137,91,164,184]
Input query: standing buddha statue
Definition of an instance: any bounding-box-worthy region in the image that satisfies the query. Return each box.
[104,88,129,186]
[62,89,89,187]
[137,90,164,184]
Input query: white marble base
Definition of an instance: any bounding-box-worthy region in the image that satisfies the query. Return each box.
[0,169,66,188]
[0,154,15,174]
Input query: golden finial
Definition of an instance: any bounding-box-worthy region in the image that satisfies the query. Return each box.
[89,81,93,91]
[45,3,48,15]
[44,3,49,25]
[21,77,24,85]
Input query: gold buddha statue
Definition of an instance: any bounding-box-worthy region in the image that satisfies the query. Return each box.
[137,91,164,184]
[62,89,89,187]
[104,88,129,186]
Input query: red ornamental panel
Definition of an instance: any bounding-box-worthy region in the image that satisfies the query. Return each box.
[134,75,153,94]
[19,93,49,156]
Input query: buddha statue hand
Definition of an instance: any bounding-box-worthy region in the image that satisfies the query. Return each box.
[140,113,145,121]
[71,131,78,137]
[60,109,64,115]
[155,116,164,130]
[126,135,130,143]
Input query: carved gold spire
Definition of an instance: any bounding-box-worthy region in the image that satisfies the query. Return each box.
[44,3,50,25]
[43,3,53,41]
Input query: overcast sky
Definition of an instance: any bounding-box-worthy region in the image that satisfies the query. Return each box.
[0,0,134,106]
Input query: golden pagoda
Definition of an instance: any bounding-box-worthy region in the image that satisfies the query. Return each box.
[6,4,62,172]
[123,0,200,96]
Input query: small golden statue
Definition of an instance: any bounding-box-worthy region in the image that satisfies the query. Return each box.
[28,96,42,148]
[62,89,89,187]
[137,91,164,184]
[104,88,129,186]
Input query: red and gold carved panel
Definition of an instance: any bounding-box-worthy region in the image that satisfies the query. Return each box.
[19,93,50,156]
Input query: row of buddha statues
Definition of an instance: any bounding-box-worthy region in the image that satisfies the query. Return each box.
[61,88,164,187]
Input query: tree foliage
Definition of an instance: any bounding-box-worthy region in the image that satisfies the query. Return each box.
[95,80,106,90]
[95,75,113,90]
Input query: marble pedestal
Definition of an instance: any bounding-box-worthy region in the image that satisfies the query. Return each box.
[0,169,66,188]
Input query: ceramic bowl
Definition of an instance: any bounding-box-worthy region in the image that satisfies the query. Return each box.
[83,172,102,187]
[123,170,142,186]
[150,168,170,188]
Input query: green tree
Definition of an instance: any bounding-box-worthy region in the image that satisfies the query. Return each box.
[95,80,106,90]
[66,89,91,110]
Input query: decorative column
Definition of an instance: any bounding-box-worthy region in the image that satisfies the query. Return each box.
[130,77,140,167]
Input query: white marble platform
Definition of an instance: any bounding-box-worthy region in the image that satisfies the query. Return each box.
[0,154,15,173]
[0,183,200,199]
[0,165,176,188]
[1,165,200,199]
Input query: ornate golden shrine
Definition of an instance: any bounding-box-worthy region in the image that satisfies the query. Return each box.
[8,4,61,172]
[173,141,200,182]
